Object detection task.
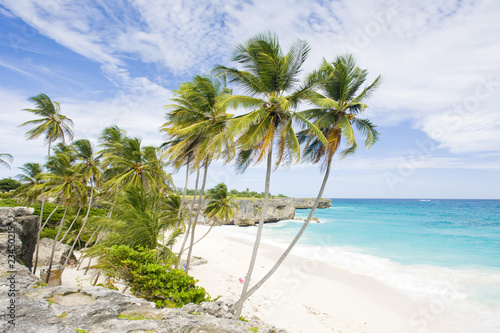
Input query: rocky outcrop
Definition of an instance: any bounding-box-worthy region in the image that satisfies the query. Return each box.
[292,198,332,209]
[231,198,296,226]
[0,207,38,270]
[191,197,331,226]
[0,254,286,333]
[36,238,76,267]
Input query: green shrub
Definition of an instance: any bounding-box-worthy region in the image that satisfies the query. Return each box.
[92,245,210,308]
[0,178,21,192]
[0,198,21,207]
[40,227,58,240]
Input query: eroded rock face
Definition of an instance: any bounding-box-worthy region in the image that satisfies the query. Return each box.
[191,197,331,226]
[0,207,39,270]
[0,254,286,333]
[36,238,76,267]
[292,198,332,209]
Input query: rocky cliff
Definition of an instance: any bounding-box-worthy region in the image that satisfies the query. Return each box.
[0,254,286,333]
[0,207,38,270]
[191,197,331,226]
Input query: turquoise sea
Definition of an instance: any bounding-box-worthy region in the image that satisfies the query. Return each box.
[221,199,500,333]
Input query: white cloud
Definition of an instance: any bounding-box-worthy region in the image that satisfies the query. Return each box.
[1,0,500,197]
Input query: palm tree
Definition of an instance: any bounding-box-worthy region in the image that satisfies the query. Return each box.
[204,182,239,225]
[20,93,74,274]
[93,186,178,251]
[61,139,102,272]
[20,93,74,158]
[43,152,87,283]
[103,136,171,191]
[239,54,381,305]
[162,74,233,273]
[15,162,43,202]
[215,32,327,316]
[0,153,13,169]
[193,183,239,245]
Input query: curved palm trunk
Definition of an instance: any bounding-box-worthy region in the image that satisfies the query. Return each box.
[33,204,60,273]
[234,147,273,317]
[61,184,94,274]
[185,162,209,274]
[192,217,218,247]
[58,207,81,244]
[76,227,99,270]
[239,157,332,304]
[170,160,190,250]
[176,167,200,267]
[45,206,68,283]
[83,229,106,274]
[32,200,44,273]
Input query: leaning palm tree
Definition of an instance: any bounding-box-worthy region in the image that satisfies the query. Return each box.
[61,139,103,273]
[0,153,13,169]
[162,74,234,273]
[20,93,74,158]
[42,152,87,283]
[166,75,234,274]
[20,93,74,273]
[103,136,170,191]
[204,182,239,225]
[239,54,381,305]
[215,32,327,316]
[91,186,179,251]
[193,183,239,245]
[15,162,43,202]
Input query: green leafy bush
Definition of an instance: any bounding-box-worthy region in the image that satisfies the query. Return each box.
[40,227,58,240]
[0,198,19,207]
[0,178,21,192]
[92,245,210,308]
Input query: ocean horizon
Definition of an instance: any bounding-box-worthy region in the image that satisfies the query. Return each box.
[218,198,500,333]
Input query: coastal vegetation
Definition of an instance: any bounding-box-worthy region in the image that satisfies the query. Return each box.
[3,32,379,312]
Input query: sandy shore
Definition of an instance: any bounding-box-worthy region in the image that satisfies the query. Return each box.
[59,225,459,333]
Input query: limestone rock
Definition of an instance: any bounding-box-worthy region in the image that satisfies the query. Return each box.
[292,198,332,209]
[189,197,331,226]
[0,207,39,270]
[36,238,76,267]
[0,253,287,333]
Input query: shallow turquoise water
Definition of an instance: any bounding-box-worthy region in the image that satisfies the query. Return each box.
[293,199,500,269]
[229,199,500,332]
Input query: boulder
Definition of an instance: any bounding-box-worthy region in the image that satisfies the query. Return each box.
[36,238,76,267]
[0,207,39,270]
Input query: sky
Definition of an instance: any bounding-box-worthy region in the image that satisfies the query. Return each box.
[0,0,499,199]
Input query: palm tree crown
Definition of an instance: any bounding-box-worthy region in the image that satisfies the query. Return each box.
[20,93,74,156]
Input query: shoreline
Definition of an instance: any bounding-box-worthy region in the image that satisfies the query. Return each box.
[58,224,462,332]
[179,225,459,333]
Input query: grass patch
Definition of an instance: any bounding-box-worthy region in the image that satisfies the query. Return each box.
[74,329,88,333]
[57,312,68,318]
[33,281,47,288]
[118,314,148,320]
[190,312,201,315]
[248,327,259,332]
[239,316,248,322]
[47,297,54,305]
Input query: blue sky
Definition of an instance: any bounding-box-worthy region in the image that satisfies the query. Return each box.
[1,0,499,199]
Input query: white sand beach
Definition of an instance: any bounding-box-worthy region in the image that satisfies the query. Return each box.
[59,225,459,333]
